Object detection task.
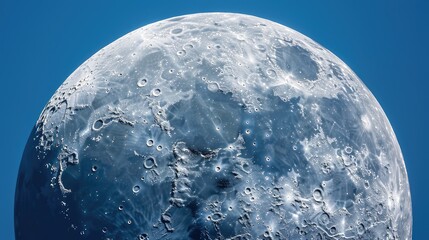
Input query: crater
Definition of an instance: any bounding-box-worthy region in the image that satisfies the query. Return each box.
[275,45,319,81]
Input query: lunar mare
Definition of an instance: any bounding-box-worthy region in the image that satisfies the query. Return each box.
[15,13,411,239]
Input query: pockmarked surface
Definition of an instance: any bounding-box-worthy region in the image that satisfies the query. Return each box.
[15,13,411,239]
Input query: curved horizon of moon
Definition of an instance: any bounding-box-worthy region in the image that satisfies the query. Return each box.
[15,13,411,239]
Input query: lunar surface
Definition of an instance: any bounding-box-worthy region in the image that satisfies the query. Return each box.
[15,13,411,239]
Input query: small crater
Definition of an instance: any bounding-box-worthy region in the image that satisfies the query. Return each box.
[364,180,370,189]
[357,223,365,234]
[207,82,219,92]
[242,163,250,172]
[376,203,384,214]
[139,233,148,240]
[272,187,281,197]
[152,88,161,97]
[176,50,186,56]
[144,157,157,169]
[137,78,148,87]
[313,189,323,202]
[344,146,353,154]
[264,231,270,237]
[92,119,104,131]
[171,28,183,34]
[183,44,194,49]
[266,69,277,78]
[210,213,223,222]
[91,165,98,172]
[146,139,154,147]
[133,185,141,193]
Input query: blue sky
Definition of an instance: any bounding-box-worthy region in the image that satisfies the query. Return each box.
[1,0,427,239]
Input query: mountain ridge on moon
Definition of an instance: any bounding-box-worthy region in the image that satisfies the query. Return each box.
[15,12,411,239]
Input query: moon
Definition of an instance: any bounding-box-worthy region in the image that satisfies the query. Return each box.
[15,13,411,239]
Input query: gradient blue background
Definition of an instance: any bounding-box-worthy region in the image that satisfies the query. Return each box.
[1,0,427,239]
